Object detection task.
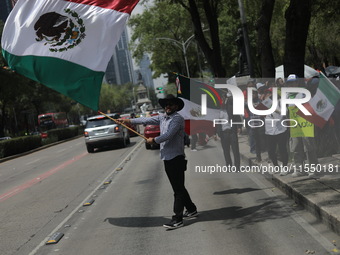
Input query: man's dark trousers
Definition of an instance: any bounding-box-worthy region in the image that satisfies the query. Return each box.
[164,155,196,221]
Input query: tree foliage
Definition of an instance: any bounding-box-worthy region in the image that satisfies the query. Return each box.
[306,0,340,68]
[99,83,136,113]
[1,0,340,136]
[129,1,206,80]
[131,0,339,79]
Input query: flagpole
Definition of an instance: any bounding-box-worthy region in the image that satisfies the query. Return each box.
[98,111,147,140]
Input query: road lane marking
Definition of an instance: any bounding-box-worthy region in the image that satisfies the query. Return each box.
[28,138,144,255]
[26,159,41,165]
[0,152,87,203]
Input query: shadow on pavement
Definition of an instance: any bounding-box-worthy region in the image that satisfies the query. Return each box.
[105,198,289,229]
[213,188,261,195]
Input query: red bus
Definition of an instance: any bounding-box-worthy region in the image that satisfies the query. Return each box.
[38,112,68,131]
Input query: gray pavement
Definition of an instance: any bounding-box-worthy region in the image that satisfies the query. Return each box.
[237,134,340,235]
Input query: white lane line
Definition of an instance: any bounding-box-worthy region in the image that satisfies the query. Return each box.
[28,138,144,255]
[26,159,41,165]
[247,172,337,253]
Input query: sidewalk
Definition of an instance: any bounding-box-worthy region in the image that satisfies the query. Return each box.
[237,134,340,235]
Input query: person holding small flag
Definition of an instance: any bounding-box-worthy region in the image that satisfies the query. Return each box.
[283,74,319,177]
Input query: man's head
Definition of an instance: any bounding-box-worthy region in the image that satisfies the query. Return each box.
[159,94,184,115]
[276,77,284,87]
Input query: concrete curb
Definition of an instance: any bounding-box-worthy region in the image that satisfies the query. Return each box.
[238,135,340,235]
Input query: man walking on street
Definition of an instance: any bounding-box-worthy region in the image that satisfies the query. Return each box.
[119,94,197,229]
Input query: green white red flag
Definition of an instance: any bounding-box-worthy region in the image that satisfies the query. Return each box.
[1,0,139,110]
[297,72,340,128]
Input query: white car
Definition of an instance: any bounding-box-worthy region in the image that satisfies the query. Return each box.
[84,113,130,153]
[0,137,11,141]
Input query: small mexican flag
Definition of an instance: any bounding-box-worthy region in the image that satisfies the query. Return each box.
[1,0,139,110]
[298,72,340,128]
[176,74,223,136]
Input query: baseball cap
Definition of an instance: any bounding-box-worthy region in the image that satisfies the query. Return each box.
[256,83,266,90]
[286,74,298,82]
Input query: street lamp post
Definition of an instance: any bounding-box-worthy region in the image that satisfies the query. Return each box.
[156,36,195,77]
[157,30,209,77]
[156,30,209,77]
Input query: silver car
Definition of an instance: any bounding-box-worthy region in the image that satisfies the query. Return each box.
[84,113,130,153]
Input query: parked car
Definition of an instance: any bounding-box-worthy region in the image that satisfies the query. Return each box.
[120,113,140,137]
[0,136,11,141]
[143,113,160,150]
[84,113,130,153]
[41,132,48,139]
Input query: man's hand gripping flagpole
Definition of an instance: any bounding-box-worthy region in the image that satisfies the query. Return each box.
[98,111,147,140]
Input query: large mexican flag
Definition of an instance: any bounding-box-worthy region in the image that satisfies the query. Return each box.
[1,0,139,110]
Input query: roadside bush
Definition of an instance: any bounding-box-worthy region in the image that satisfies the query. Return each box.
[0,126,83,159]
[46,126,81,141]
[41,134,58,146]
[0,136,41,158]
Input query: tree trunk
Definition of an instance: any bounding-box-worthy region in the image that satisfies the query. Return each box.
[257,0,276,78]
[283,0,312,78]
[177,0,226,77]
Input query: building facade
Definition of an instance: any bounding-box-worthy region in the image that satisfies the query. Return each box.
[104,28,136,85]
[138,54,154,89]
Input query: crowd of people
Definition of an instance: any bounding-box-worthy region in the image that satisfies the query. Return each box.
[215,74,340,178]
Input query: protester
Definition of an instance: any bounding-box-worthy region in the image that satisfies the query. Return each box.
[243,79,257,154]
[218,91,241,170]
[190,133,198,151]
[184,132,191,148]
[256,82,268,100]
[333,80,340,151]
[263,88,289,171]
[119,94,197,229]
[275,77,284,87]
[282,74,319,177]
[275,77,284,97]
[245,88,265,162]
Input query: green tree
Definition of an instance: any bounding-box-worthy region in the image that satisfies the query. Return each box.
[99,83,135,113]
[306,0,340,70]
[129,1,206,79]
[166,0,226,77]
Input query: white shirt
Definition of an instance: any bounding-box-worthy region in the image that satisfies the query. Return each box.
[265,100,287,135]
[219,110,231,131]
